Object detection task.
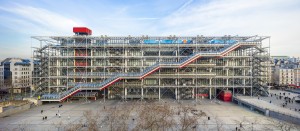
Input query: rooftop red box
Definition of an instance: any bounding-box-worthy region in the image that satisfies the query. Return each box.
[73,27,92,35]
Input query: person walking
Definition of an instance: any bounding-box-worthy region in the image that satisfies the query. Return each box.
[58,113,61,118]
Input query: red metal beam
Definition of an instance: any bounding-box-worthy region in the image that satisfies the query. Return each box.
[180,56,201,68]
[140,67,160,79]
[60,89,80,102]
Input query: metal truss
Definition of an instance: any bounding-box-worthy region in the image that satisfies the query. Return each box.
[31,35,270,101]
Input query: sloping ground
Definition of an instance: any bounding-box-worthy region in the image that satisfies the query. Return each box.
[236,96,300,118]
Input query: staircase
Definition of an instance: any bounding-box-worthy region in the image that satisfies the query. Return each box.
[40,42,245,102]
[32,44,49,98]
[251,47,270,96]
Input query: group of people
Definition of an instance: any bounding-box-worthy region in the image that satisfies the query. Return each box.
[40,104,63,120]
[270,92,300,112]
[40,110,48,120]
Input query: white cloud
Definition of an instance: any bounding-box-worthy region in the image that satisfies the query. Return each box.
[159,0,300,57]
[0,0,299,59]
[0,4,87,60]
[0,4,85,35]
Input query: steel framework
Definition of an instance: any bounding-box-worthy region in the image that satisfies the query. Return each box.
[31,35,270,102]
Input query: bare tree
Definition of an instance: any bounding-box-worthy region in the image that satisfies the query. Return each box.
[53,121,64,131]
[99,104,132,131]
[177,105,198,131]
[134,103,175,131]
[16,120,29,131]
[64,117,84,131]
[233,116,250,131]
[264,118,299,131]
[82,110,100,131]
[214,116,224,131]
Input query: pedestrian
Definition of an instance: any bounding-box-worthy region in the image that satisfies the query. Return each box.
[270,100,271,103]
[56,113,57,116]
[59,113,61,118]
[45,116,47,120]
[42,117,44,120]
[68,116,70,120]
[41,110,43,114]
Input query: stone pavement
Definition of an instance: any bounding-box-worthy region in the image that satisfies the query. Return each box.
[0,98,298,131]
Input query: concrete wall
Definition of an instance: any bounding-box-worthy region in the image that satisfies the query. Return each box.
[233,97,300,125]
[0,103,31,117]
[23,97,42,105]
[269,110,300,125]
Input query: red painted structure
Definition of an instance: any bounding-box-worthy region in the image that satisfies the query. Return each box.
[73,27,92,35]
[288,84,300,88]
[75,62,88,66]
[218,90,232,102]
[195,94,208,97]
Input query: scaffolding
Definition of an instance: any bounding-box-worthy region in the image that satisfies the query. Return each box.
[31,35,270,102]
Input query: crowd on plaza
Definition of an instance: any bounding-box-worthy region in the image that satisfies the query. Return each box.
[40,104,66,121]
[268,92,300,112]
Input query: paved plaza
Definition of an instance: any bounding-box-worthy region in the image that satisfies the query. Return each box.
[0,98,299,131]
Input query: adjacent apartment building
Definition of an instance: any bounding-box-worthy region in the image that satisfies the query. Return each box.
[272,56,300,87]
[277,68,294,85]
[0,58,33,93]
[0,65,3,90]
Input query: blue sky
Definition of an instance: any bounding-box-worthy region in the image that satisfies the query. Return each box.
[0,0,300,60]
